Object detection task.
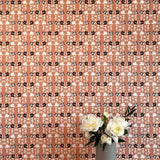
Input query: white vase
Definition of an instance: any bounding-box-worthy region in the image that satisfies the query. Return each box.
[96,142,116,160]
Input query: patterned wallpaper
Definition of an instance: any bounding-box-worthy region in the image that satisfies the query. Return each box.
[0,0,159,159]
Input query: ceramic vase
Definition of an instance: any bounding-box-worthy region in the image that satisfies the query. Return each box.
[96,142,116,160]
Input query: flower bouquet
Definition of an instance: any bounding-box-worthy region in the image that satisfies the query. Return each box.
[80,106,136,151]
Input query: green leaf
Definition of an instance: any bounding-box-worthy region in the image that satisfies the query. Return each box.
[125,118,130,121]
[103,143,106,151]
[90,136,96,142]
[127,106,130,113]
[132,106,136,110]
[124,106,137,117]
[85,140,94,146]
[94,134,101,147]
[132,109,137,113]
[94,138,100,146]
[128,109,136,117]
[124,129,128,135]
[118,139,126,143]
[89,131,96,135]
[102,116,107,121]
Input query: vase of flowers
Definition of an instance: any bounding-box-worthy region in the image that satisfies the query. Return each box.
[80,106,136,160]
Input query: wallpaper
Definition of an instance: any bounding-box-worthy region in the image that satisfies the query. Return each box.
[0,0,159,159]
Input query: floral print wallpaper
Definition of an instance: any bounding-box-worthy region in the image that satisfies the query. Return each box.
[0,0,159,159]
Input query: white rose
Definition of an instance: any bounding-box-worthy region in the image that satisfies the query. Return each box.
[104,112,110,118]
[101,134,108,143]
[106,137,112,145]
[80,114,103,132]
[105,119,124,138]
[113,114,131,129]
[101,135,112,145]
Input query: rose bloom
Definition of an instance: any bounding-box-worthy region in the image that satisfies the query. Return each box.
[80,114,103,132]
[101,134,112,145]
[106,137,112,145]
[113,114,131,129]
[107,121,124,136]
[105,116,129,143]
[101,134,108,144]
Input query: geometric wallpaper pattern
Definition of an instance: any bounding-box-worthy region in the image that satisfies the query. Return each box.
[0,0,159,159]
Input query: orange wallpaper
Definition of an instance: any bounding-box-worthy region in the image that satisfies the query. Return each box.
[0,0,159,159]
